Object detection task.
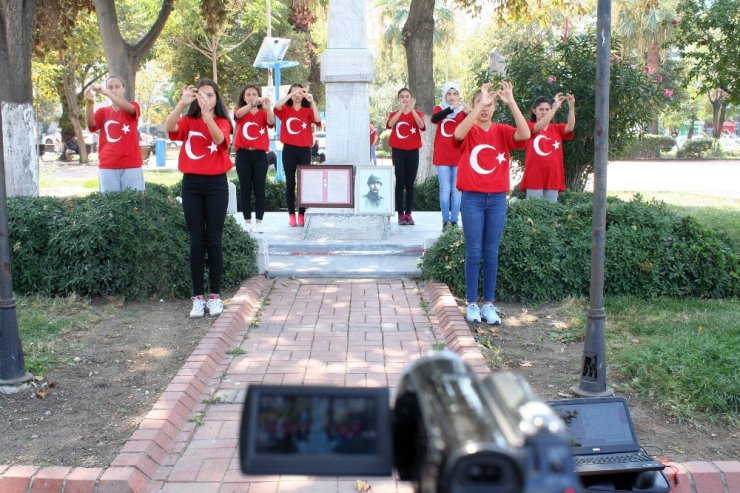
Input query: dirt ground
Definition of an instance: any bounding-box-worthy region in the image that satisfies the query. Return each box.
[0,293,736,468]
[0,298,213,467]
[472,301,739,463]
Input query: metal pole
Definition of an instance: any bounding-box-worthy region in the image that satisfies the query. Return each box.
[266,0,273,87]
[572,0,613,397]
[0,105,33,392]
[274,64,285,182]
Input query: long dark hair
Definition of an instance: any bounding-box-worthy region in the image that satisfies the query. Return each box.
[530,96,552,122]
[236,84,262,110]
[185,79,233,132]
[285,83,311,108]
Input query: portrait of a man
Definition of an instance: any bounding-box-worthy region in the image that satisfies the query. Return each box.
[363,174,384,209]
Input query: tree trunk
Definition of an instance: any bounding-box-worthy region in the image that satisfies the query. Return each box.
[687,114,695,139]
[211,34,219,82]
[647,39,660,134]
[718,101,728,137]
[402,0,435,183]
[0,0,39,197]
[95,0,173,101]
[565,160,592,192]
[60,52,89,164]
[708,89,726,139]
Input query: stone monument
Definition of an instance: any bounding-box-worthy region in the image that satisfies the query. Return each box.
[303,0,388,240]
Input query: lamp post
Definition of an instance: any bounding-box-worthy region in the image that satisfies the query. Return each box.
[572,0,614,397]
[0,107,33,394]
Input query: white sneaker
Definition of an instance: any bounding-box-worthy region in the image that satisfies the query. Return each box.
[207,297,224,316]
[480,303,501,325]
[255,222,264,234]
[244,221,253,233]
[466,303,481,323]
[189,297,206,318]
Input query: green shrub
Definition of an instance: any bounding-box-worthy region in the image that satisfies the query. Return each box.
[378,129,392,153]
[677,138,714,159]
[9,190,257,300]
[421,193,739,302]
[414,176,440,212]
[8,196,70,294]
[621,134,677,159]
[232,176,286,214]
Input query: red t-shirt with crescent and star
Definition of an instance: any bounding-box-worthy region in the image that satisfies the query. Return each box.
[234,109,273,151]
[432,105,466,166]
[520,122,574,191]
[386,110,425,150]
[273,106,319,148]
[168,116,233,175]
[89,102,143,169]
[455,123,526,193]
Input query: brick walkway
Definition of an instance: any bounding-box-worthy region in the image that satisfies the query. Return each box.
[1,277,737,493]
[157,278,446,493]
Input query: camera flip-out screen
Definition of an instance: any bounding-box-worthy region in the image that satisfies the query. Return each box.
[240,385,392,476]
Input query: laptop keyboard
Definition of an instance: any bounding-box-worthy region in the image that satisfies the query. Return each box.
[575,452,654,465]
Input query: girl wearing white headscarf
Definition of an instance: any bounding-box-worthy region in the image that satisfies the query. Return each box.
[432,82,468,230]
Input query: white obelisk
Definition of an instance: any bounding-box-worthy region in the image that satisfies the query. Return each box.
[320,0,374,166]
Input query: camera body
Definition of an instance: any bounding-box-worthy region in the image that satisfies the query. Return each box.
[240,351,581,493]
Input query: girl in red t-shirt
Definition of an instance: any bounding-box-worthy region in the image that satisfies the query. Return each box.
[520,93,576,203]
[454,82,530,325]
[386,88,426,225]
[432,82,468,230]
[273,83,321,227]
[84,75,144,192]
[165,79,233,319]
[234,85,275,234]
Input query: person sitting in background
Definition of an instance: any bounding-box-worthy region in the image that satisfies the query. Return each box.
[64,136,80,160]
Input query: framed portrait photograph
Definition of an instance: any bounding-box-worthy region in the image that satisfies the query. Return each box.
[297,165,354,208]
[354,166,394,215]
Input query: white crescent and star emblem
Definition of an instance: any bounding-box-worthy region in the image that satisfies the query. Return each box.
[104,120,122,142]
[396,121,410,139]
[242,122,259,140]
[184,131,209,160]
[440,118,455,138]
[533,135,557,157]
[286,117,303,135]
[470,144,506,175]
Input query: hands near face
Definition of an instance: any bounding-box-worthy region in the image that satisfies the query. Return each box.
[496,81,516,105]
[180,85,198,107]
[479,83,496,106]
[85,84,105,103]
[565,93,575,108]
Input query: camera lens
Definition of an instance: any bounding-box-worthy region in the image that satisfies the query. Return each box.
[468,464,501,482]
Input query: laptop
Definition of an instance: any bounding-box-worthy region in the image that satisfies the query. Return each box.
[547,397,665,476]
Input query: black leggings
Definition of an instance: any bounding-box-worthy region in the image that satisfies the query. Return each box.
[235,149,268,220]
[392,148,419,214]
[181,173,229,296]
[282,144,311,215]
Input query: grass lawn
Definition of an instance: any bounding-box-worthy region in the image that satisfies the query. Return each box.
[16,295,108,375]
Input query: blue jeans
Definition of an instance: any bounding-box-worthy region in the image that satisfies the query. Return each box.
[460,192,507,303]
[437,165,461,223]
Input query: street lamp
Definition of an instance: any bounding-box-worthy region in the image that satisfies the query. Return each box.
[572,0,614,397]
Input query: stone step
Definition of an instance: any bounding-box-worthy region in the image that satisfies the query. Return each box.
[267,254,423,278]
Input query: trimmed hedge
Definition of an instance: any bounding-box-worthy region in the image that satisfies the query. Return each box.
[621,134,677,159]
[421,193,738,302]
[9,189,257,300]
[677,138,714,159]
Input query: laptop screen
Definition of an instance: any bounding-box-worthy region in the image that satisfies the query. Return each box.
[548,397,640,455]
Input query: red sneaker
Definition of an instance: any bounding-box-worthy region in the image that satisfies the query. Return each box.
[406,213,415,225]
[398,213,407,225]
[288,214,297,227]
[297,214,305,227]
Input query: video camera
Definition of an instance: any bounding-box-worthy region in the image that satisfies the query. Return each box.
[239,351,582,493]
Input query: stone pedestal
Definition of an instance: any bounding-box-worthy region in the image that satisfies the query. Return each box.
[303,209,389,240]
